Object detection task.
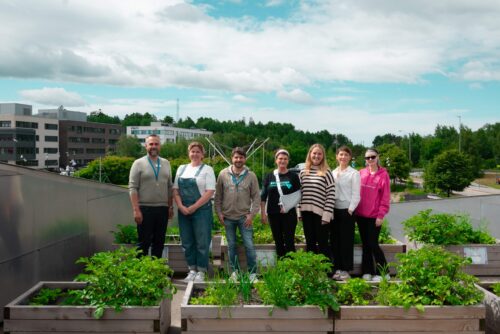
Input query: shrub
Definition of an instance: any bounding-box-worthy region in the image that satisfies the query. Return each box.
[402,209,495,245]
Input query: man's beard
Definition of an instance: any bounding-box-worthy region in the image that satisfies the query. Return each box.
[148,148,158,157]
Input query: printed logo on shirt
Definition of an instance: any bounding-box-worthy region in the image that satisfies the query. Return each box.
[270,181,292,189]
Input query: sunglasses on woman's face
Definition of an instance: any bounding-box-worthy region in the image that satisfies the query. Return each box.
[364,155,377,160]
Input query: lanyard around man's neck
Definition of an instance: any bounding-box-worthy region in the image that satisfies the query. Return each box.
[147,156,161,181]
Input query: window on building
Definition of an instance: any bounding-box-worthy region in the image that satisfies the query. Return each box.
[15,121,38,129]
[109,128,121,135]
[0,121,11,127]
[45,136,58,142]
[86,148,106,154]
[43,148,58,154]
[70,125,83,133]
[45,123,58,130]
[91,138,105,144]
[108,139,118,145]
[45,160,58,166]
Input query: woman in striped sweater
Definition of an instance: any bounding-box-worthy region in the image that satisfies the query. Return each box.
[299,144,335,260]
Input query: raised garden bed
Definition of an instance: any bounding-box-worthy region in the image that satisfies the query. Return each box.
[218,240,405,275]
[181,281,334,333]
[4,281,171,334]
[335,304,485,333]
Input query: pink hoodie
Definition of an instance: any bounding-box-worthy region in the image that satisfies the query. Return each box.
[355,167,390,219]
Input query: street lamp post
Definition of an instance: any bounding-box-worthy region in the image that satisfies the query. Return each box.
[458,116,462,153]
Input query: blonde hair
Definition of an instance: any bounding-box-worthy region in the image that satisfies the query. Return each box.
[305,143,329,176]
[188,141,205,155]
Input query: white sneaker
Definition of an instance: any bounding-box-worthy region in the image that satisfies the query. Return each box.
[339,271,351,280]
[332,270,341,280]
[229,271,238,283]
[193,271,205,283]
[183,270,197,283]
[372,274,390,282]
[249,273,259,283]
[362,274,372,281]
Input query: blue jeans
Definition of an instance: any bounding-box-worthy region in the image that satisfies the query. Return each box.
[224,216,257,273]
[179,205,213,272]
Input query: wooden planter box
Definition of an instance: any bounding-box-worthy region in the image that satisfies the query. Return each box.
[218,239,405,275]
[335,304,485,333]
[181,281,333,333]
[475,282,500,334]
[4,281,171,334]
[407,240,500,276]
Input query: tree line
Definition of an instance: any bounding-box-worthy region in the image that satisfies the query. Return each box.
[83,111,500,196]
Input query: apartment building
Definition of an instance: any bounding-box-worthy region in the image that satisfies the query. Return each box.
[127,122,212,143]
[0,104,59,169]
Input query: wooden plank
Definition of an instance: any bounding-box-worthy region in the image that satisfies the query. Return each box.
[475,283,500,334]
[182,332,328,334]
[7,306,162,320]
[337,305,485,320]
[335,332,484,334]
[4,319,157,332]
[182,305,329,319]
[334,319,480,332]
[184,318,334,332]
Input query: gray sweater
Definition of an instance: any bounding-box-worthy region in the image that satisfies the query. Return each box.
[214,166,260,220]
[129,156,173,206]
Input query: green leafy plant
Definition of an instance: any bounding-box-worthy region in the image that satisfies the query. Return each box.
[492,283,500,296]
[257,250,339,312]
[375,245,483,310]
[335,278,373,306]
[190,272,239,315]
[71,247,176,319]
[29,288,64,305]
[402,209,496,245]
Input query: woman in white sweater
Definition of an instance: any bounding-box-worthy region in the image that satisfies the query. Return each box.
[330,146,360,280]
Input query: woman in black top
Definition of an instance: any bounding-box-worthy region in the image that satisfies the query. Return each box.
[260,149,301,258]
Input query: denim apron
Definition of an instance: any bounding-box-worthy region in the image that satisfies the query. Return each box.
[178,163,209,209]
[177,163,212,271]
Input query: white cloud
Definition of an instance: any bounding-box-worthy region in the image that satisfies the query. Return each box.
[469,82,483,90]
[277,89,314,104]
[321,96,355,103]
[19,87,86,107]
[0,0,499,94]
[233,94,256,103]
[265,0,285,7]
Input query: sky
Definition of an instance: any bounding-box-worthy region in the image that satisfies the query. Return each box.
[0,0,499,146]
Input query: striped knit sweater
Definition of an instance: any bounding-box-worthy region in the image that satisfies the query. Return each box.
[299,166,335,222]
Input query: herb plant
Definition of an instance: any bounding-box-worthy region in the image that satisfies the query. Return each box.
[335,278,373,306]
[72,247,176,319]
[375,245,483,310]
[29,288,64,305]
[257,250,339,312]
[402,209,495,245]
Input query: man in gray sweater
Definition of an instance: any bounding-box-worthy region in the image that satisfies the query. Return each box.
[129,134,173,258]
[214,147,260,281]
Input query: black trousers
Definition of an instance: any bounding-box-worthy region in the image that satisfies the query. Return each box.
[268,211,297,258]
[301,211,331,261]
[356,215,387,275]
[330,208,355,271]
[137,206,169,258]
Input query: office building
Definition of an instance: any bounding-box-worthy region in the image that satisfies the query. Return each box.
[127,122,212,143]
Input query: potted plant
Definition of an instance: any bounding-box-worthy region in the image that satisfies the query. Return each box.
[4,247,176,333]
[334,245,485,333]
[474,281,500,334]
[403,209,498,276]
[181,250,337,333]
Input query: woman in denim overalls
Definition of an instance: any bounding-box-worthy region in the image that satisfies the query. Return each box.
[173,142,216,283]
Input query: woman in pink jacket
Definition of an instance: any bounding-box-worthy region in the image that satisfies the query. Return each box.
[355,148,391,282]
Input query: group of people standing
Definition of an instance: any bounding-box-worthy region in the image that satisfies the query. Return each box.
[129,134,391,283]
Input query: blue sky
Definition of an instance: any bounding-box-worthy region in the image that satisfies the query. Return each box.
[0,0,499,145]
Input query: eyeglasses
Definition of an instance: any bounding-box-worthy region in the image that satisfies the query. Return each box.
[364,156,377,160]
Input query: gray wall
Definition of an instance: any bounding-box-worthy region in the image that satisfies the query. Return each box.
[386,195,500,241]
[0,162,132,321]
